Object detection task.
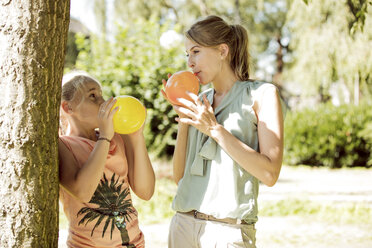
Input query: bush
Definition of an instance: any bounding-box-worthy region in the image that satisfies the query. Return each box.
[284,102,372,168]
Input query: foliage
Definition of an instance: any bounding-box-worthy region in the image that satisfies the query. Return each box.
[73,18,186,157]
[285,0,372,101]
[284,101,372,168]
[302,0,372,33]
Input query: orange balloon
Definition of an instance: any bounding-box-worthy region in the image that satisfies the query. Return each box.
[165,71,200,107]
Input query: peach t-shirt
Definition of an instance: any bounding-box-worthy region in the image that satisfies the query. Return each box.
[59,133,144,248]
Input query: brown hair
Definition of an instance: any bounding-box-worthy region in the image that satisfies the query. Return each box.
[59,71,101,135]
[185,15,250,81]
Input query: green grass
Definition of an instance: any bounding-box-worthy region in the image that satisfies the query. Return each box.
[259,198,372,224]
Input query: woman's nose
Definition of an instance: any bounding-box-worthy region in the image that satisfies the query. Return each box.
[187,57,194,68]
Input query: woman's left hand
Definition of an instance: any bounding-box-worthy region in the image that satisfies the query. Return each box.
[174,92,219,137]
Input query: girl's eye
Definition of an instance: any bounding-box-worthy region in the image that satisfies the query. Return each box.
[90,93,96,98]
[193,50,199,54]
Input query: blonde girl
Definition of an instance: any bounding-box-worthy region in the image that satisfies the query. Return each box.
[59,71,155,248]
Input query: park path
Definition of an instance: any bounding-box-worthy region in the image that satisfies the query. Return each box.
[59,166,372,247]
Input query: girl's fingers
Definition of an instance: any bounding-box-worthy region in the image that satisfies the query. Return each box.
[99,98,115,118]
[106,98,116,111]
[108,106,119,119]
[101,97,113,110]
[162,79,167,88]
[167,73,172,79]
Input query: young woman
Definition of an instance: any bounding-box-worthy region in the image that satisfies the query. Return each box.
[163,16,284,247]
[59,72,155,248]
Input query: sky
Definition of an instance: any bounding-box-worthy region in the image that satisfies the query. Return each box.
[70,0,114,34]
[70,0,94,30]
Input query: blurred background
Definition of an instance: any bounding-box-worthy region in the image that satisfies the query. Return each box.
[60,0,372,247]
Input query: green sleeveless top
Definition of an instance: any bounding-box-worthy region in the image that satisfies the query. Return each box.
[172,81,279,224]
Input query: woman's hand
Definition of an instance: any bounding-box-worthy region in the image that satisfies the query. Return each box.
[174,93,219,137]
[97,98,118,140]
[161,73,172,102]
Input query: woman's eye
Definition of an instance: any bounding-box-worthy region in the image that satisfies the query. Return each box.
[193,50,199,54]
[90,93,96,98]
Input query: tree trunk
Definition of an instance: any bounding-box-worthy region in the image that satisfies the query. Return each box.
[0,1,70,247]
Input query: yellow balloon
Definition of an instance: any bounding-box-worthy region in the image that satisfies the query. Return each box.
[111,96,146,134]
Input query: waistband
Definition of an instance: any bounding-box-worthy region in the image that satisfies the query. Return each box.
[179,210,251,225]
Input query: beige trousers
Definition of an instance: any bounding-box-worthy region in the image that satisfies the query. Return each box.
[168,212,256,248]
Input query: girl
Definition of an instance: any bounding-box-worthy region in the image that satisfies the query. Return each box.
[59,71,155,248]
[163,16,284,247]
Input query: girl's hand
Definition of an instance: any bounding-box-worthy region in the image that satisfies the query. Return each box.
[97,98,118,140]
[174,93,219,136]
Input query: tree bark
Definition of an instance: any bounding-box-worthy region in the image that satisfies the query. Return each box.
[0,1,70,247]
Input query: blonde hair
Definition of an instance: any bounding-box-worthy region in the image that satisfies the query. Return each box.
[59,71,101,135]
[185,15,250,81]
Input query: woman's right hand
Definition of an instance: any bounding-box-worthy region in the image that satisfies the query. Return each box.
[97,98,118,140]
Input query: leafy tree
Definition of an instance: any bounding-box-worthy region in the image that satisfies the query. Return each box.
[303,0,372,33]
[285,0,372,103]
[0,0,69,247]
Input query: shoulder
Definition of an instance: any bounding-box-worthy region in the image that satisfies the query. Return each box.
[58,137,78,170]
[246,80,277,97]
[240,80,277,104]
[238,80,282,118]
[58,136,72,153]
